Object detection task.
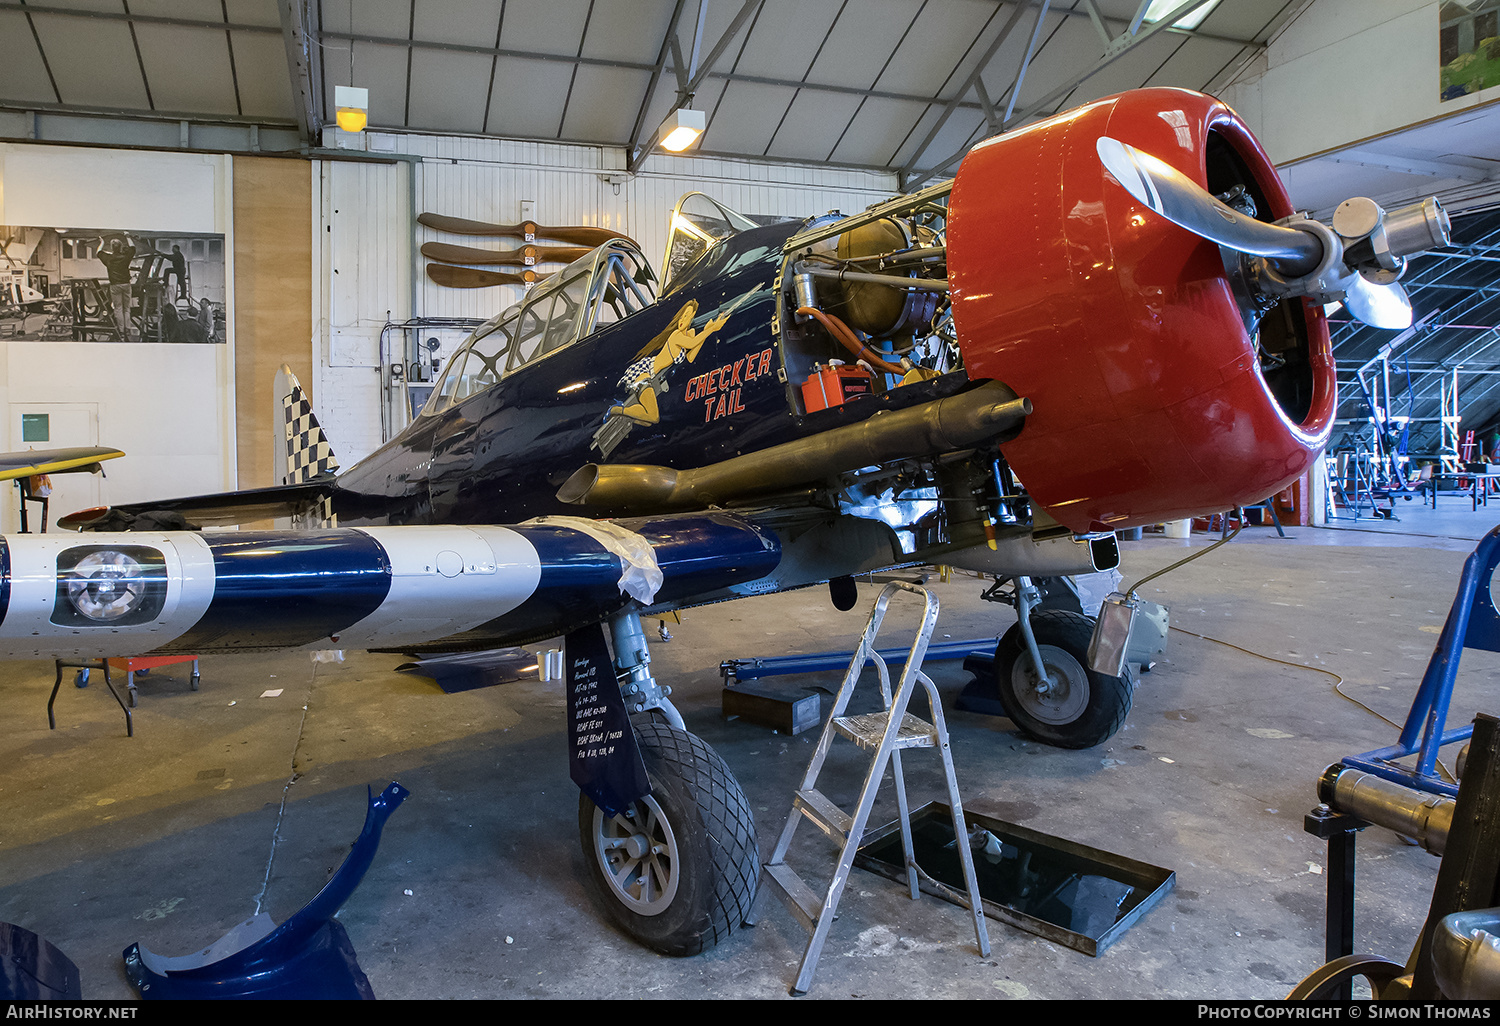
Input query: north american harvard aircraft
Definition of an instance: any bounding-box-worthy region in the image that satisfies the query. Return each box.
[0,88,1451,957]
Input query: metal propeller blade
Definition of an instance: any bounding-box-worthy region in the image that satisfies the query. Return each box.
[1097,136,1324,272]
[1099,136,1417,330]
[1343,273,1412,330]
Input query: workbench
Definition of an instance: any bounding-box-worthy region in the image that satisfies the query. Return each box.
[1430,472,1500,510]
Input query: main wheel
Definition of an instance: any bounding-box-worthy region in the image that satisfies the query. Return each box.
[578,722,759,956]
[994,608,1133,749]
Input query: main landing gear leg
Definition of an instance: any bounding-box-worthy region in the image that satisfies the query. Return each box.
[577,611,761,956]
[993,575,1135,749]
[609,612,685,729]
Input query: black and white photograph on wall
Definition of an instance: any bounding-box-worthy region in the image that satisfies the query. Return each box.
[0,226,226,343]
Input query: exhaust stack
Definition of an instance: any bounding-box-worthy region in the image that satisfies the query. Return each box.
[559,381,1030,511]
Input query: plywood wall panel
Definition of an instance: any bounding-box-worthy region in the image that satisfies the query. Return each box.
[233,156,313,491]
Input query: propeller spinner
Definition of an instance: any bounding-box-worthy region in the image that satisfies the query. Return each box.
[1097,136,1451,331]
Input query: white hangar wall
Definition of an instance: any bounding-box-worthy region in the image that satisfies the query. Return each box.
[315,132,898,467]
[1219,0,1498,165]
[0,144,235,534]
[1216,0,1500,525]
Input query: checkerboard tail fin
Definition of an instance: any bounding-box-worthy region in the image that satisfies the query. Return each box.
[275,365,340,485]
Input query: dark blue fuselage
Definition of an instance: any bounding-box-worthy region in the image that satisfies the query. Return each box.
[330,222,965,528]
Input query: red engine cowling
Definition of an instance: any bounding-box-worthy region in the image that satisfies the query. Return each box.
[949,88,1334,533]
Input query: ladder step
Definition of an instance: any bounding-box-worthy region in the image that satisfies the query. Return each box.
[794,788,853,843]
[763,862,823,932]
[759,583,991,996]
[834,710,938,750]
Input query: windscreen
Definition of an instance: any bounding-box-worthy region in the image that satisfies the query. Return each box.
[662,192,759,288]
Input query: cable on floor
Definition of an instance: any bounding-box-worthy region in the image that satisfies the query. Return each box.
[1166,624,1454,784]
[252,661,321,915]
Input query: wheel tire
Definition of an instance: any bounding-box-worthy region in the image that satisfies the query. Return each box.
[994,608,1133,749]
[578,722,759,956]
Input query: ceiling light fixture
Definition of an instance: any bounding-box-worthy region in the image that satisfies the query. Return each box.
[658,108,706,153]
[335,85,369,133]
[1142,0,1219,31]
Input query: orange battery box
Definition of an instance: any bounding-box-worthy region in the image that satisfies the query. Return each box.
[801,363,871,412]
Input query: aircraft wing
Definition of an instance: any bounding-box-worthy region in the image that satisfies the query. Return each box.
[0,446,123,481]
[56,479,335,530]
[0,511,783,660]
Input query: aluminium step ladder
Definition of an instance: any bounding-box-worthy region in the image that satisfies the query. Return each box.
[752,580,990,995]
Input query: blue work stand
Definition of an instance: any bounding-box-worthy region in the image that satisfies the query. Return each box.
[1301,526,1500,997]
[1340,524,1500,798]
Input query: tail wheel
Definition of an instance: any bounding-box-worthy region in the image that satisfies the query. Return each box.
[994,608,1133,749]
[578,722,759,956]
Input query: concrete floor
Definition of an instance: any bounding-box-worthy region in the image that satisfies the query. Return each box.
[2,500,1496,1000]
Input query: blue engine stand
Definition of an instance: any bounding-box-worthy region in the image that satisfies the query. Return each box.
[1340,525,1500,798]
[1302,527,1500,996]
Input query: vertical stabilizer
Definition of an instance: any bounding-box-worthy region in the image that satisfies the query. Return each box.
[274,365,339,528]
[276,365,340,484]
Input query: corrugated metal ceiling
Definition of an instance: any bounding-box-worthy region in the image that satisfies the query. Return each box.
[6,0,1498,456]
[1332,206,1500,459]
[0,0,1304,177]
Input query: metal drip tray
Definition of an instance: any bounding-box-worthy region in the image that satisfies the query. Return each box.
[854,802,1174,956]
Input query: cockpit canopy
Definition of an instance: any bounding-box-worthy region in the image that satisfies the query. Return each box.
[424,239,656,415]
[662,192,762,290]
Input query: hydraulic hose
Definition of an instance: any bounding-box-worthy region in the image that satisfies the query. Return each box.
[797,306,906,375]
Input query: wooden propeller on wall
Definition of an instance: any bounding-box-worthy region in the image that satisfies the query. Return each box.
[425,264,540,289]
[417,212,636,249]
[419,241,591,267]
